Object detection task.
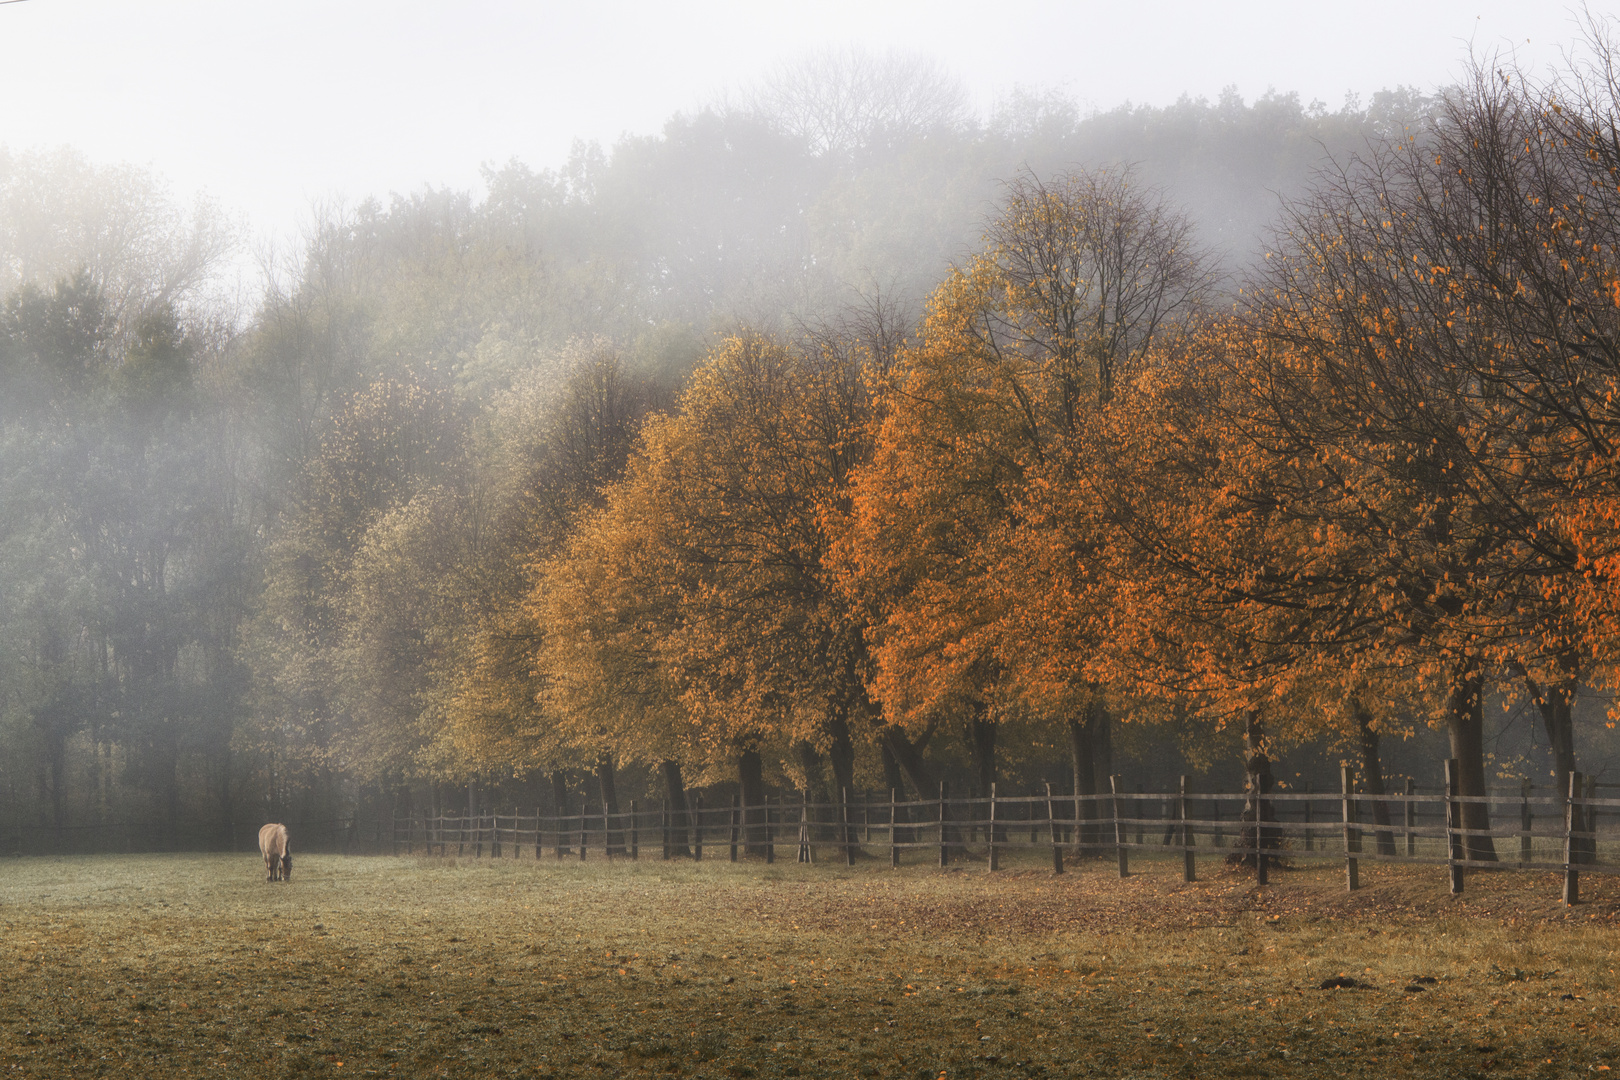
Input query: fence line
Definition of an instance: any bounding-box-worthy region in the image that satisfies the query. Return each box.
[391,762,1619,905]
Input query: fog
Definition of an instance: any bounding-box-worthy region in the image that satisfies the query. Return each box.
[0,0,1576,244]
[2,4,1617,852]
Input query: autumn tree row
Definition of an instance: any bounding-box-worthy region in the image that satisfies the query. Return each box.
[445,51,1620,861]
[8,48,1602,847]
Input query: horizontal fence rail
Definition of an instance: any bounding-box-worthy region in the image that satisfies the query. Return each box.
[391,763,1620,905]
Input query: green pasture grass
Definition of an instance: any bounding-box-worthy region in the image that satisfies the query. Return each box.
[1,848,1618,1078]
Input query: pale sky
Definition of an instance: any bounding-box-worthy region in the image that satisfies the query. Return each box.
[0,0,1601,244]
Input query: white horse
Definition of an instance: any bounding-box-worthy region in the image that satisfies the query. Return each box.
[258,823,292,882]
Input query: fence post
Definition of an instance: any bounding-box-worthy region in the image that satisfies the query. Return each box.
[729,794,740,863]
[630,800,639,860]
[1252,771,1268,886]
[1341,765,1359,892]
[1110,774,1128,877]
[692,793,704,862]
[1046,783,1063,874]
[1520,779,1533,866]
[988,783,1000,872]
[1303,782,1313,852]
[1404,777,1416,857]
[1585,775,1599,865]
[1181,775,1195,883]
[766,796,776,865]
[1070,787,1080,850]
[938,781,950,868]
[799,790,811,864]
[1030,786,1041,846]
[1564,771,1583,905]
[837,787,851,866]
[889,789,900,869]
[578,805,587,862]
[1444,759,1463,895]
[1135,783,1146,846]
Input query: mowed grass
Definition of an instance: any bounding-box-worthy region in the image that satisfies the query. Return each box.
[2,849,1619,1079]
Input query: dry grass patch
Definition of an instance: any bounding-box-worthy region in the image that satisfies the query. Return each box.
[1,851,1618,1078]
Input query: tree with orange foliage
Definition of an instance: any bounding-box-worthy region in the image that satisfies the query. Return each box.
[1097,63,1617,858]
[537,331,888,840]
[834,168,1214,815]
[1097,325,1446,859]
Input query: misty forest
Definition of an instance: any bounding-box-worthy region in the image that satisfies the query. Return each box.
[7,44,1620,858]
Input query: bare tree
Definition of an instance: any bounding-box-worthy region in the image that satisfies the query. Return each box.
[978,166,1218,409]
[741,46,970,157]
[0,147,235,341]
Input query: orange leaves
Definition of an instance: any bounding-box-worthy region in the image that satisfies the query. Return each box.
[830,173,1217,734]
[538,331,882,773]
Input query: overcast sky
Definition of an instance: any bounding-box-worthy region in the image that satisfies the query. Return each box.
[0,0,1602,243]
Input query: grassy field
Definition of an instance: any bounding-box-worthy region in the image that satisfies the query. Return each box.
[2,849,1618,1079]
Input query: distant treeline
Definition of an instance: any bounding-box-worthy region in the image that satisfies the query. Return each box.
[1,45,1612,852]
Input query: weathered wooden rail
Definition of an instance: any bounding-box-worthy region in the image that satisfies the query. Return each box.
[392,761,1620,905]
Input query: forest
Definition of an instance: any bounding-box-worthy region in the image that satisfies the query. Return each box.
[4,44,1618,856]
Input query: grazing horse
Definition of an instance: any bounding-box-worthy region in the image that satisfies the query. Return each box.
[259,823,292,882]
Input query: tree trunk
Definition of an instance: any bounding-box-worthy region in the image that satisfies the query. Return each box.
[966,703,998,842]
[46,725,66,835]
[1235,710,1278,868]
[1447,664,1498,863]
[795,741,826,847]
[967,704,997,801]
[827,710,857,806]
[596,755,623,855]
[878,739,906,801]
[1350,697,1397,855]
[880,725,936,801]
[218,751,234,851]
[550,770,572,854]
[660,760,691,858]
[796,742,826,801]
[1526,671,1577,803]
[1068,692,1105,851]
[737,749,769,858]
[1090,701,1113,799]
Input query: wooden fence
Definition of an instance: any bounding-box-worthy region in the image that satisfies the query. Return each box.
[391,761,1620,905]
